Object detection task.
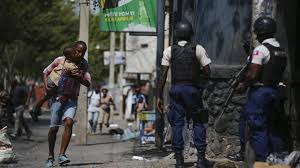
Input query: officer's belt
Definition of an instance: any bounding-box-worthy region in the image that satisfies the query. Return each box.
[250,84,279,89]
[172,81,198,86]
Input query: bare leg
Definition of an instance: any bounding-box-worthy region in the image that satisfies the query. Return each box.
[48,126,59,158]
[13,106,24,136]
[21,111,32,139]
[59,118,73,155]
[106,111,110,127]
[34,94,52,115]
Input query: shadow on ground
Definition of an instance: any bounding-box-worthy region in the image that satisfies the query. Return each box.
[124,143,173,158]
[61,162,105,167]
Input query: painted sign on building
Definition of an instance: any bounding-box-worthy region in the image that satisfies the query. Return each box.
[99,0,157,32]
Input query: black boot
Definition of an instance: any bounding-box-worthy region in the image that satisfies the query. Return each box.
[174,152,184,168]
[227,151,245,161]
[197,151,207,168]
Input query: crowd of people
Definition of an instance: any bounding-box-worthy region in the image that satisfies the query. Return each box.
[86,82,150,134]
[87,85,115,134]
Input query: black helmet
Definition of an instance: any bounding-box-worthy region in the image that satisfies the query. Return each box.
[253,17,276,35]
[174,21,193,40]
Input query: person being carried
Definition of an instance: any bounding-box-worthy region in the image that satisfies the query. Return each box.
[32,47,84,119]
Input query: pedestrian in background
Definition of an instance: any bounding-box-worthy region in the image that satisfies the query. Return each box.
[132,84,147,121]
[87,84,101,134]
[99,88,114,133]
[10,79,32,139]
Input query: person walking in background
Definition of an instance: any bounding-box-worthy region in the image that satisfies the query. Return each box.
[132,84,147,121]
[99,88,115,133]
[87,84,101,134]
[10,79,32,139]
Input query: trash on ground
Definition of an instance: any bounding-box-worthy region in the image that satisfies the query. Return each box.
[109,124,119,129]
[266,151,300,167]
[0,127,16,164]
[132,156,150,161]
[122,128,139,140]
[109,128,124,135]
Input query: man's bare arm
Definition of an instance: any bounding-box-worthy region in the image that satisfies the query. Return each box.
[243,63,262,87]
[156,65,169,98]
[77,71,91,87]
[236,63,262,93]
[202,65,211,79]
[156,65,169,113]
[43,73,49,91]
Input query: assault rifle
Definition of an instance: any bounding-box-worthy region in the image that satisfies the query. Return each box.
[215,64,248,133]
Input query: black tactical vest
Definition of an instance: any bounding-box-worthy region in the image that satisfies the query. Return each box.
[259,43,287,85]
[171,43,202,84]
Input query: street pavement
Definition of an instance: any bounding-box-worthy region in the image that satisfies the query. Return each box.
[0,108,240,168]
[0,110,177,168]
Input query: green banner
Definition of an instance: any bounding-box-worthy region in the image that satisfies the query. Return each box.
[99,0,157,32]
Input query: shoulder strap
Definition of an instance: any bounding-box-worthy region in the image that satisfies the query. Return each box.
[88,91,94,98]
[184,42,196,50]
[262,43,287,59]
[262,43,275,53]
[171,44,185,61]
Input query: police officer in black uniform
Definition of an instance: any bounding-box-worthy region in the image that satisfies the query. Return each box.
[156,21,211,168]
[229,17,288,161]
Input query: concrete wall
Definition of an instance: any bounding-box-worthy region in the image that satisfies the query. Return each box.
[275,0,299,149]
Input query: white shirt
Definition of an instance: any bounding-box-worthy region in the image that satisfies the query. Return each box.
[251,38,280,65]
[88,91,101,112]
[161,41,211,67]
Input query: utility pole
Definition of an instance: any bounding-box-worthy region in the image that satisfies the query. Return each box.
[119,33,125,116]
[155,0,165,149]
[119,32,124,89]
[76,0,89,145]
[109,32,116,88]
